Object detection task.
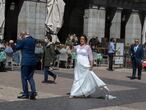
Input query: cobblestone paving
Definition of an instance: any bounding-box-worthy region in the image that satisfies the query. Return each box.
[0,85,59,102]
[89,106,140,110]
[0,67,145,110]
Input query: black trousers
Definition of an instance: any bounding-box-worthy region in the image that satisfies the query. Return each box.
[0,62,5,72]
[21,65,36,96]
[132,60,142,78]
[108,53,114,70]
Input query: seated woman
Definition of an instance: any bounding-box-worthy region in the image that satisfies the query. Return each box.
[0,47,6,72]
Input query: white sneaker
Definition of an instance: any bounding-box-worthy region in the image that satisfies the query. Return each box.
[69,96,73,98]
[106,95,116,100]
[49,67,53,71]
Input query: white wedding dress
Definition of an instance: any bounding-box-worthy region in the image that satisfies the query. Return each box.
[70,45,114,99]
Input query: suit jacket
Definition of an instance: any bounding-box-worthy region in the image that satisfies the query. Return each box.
[16,36,37,66]
[130,44,144,64]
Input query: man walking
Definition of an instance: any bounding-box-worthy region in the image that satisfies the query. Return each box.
[16,32,37,99]
[108,38,115,71]
[42,35,57,83]
[130,39,144,80]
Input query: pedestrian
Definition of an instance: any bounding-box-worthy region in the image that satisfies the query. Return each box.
[70,35,115,99]
[107,38,116,71]
[35,41,44,70]
[16,32,37,100]
[130,39,144,80]
[42,35,57,83]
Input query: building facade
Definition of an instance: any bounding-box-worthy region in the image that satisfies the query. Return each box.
[3,0,146,45]
[18,0,47,39]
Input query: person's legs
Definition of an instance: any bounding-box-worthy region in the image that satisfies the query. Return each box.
[138,63,142,80]
[18,66,29,98]
[48,70,57,81]
[108,54,113,70]
[43,66,49,82]
[43,66,57,82]
[21,66,29,96]
[27,65,37,99]
[27,65,36,94]
[0,62,5,72]
[131,61,137,79]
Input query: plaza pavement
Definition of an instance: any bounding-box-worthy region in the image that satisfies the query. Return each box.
[0,66,146,110]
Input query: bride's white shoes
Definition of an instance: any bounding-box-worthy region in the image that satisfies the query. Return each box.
[69,96,74,98]
[102,86,117,100]
[105,95,117,100]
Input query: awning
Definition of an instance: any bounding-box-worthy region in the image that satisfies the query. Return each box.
[0,0,5,28]
[45,0,65,43]
[142,17,146,44]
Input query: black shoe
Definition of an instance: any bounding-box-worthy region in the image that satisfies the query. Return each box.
[107,69,113,71]
[130,77,136,80]
[30,92,37,100]
[41,80,49,83]
[53,75,57,82]
[30,95,36,100]
[29,96,36,100]
[138,77,141,80]
[66,92,70,95]
[17,95,29,99]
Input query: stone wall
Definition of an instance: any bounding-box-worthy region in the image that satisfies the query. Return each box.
[125,11,142,45]
[0,0,5,39]
[18,1,47,39]
[84,7,105,41]
[110,9,121,39]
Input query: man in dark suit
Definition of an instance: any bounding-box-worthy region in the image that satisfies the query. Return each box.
[16,32,37,99]
[130,39,144,80]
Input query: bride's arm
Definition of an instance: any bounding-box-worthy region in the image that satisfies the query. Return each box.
[87,45,93,68]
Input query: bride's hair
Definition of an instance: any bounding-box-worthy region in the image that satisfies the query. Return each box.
[79,34,88,43]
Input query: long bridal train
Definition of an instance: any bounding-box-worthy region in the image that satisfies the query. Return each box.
[70,63,116,100]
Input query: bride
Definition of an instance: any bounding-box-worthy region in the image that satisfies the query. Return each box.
[70,35,115,99]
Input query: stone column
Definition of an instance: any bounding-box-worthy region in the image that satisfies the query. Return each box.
[84,6,105,41]
[110,8,122,39]
[125,10,142,45]
[84,7,98,40]
[97,7,106,42]
[18,1,47,39]
[0,0,5,39]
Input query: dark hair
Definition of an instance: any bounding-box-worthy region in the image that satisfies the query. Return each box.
[79,34,88,43]
[110,38,115,42]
